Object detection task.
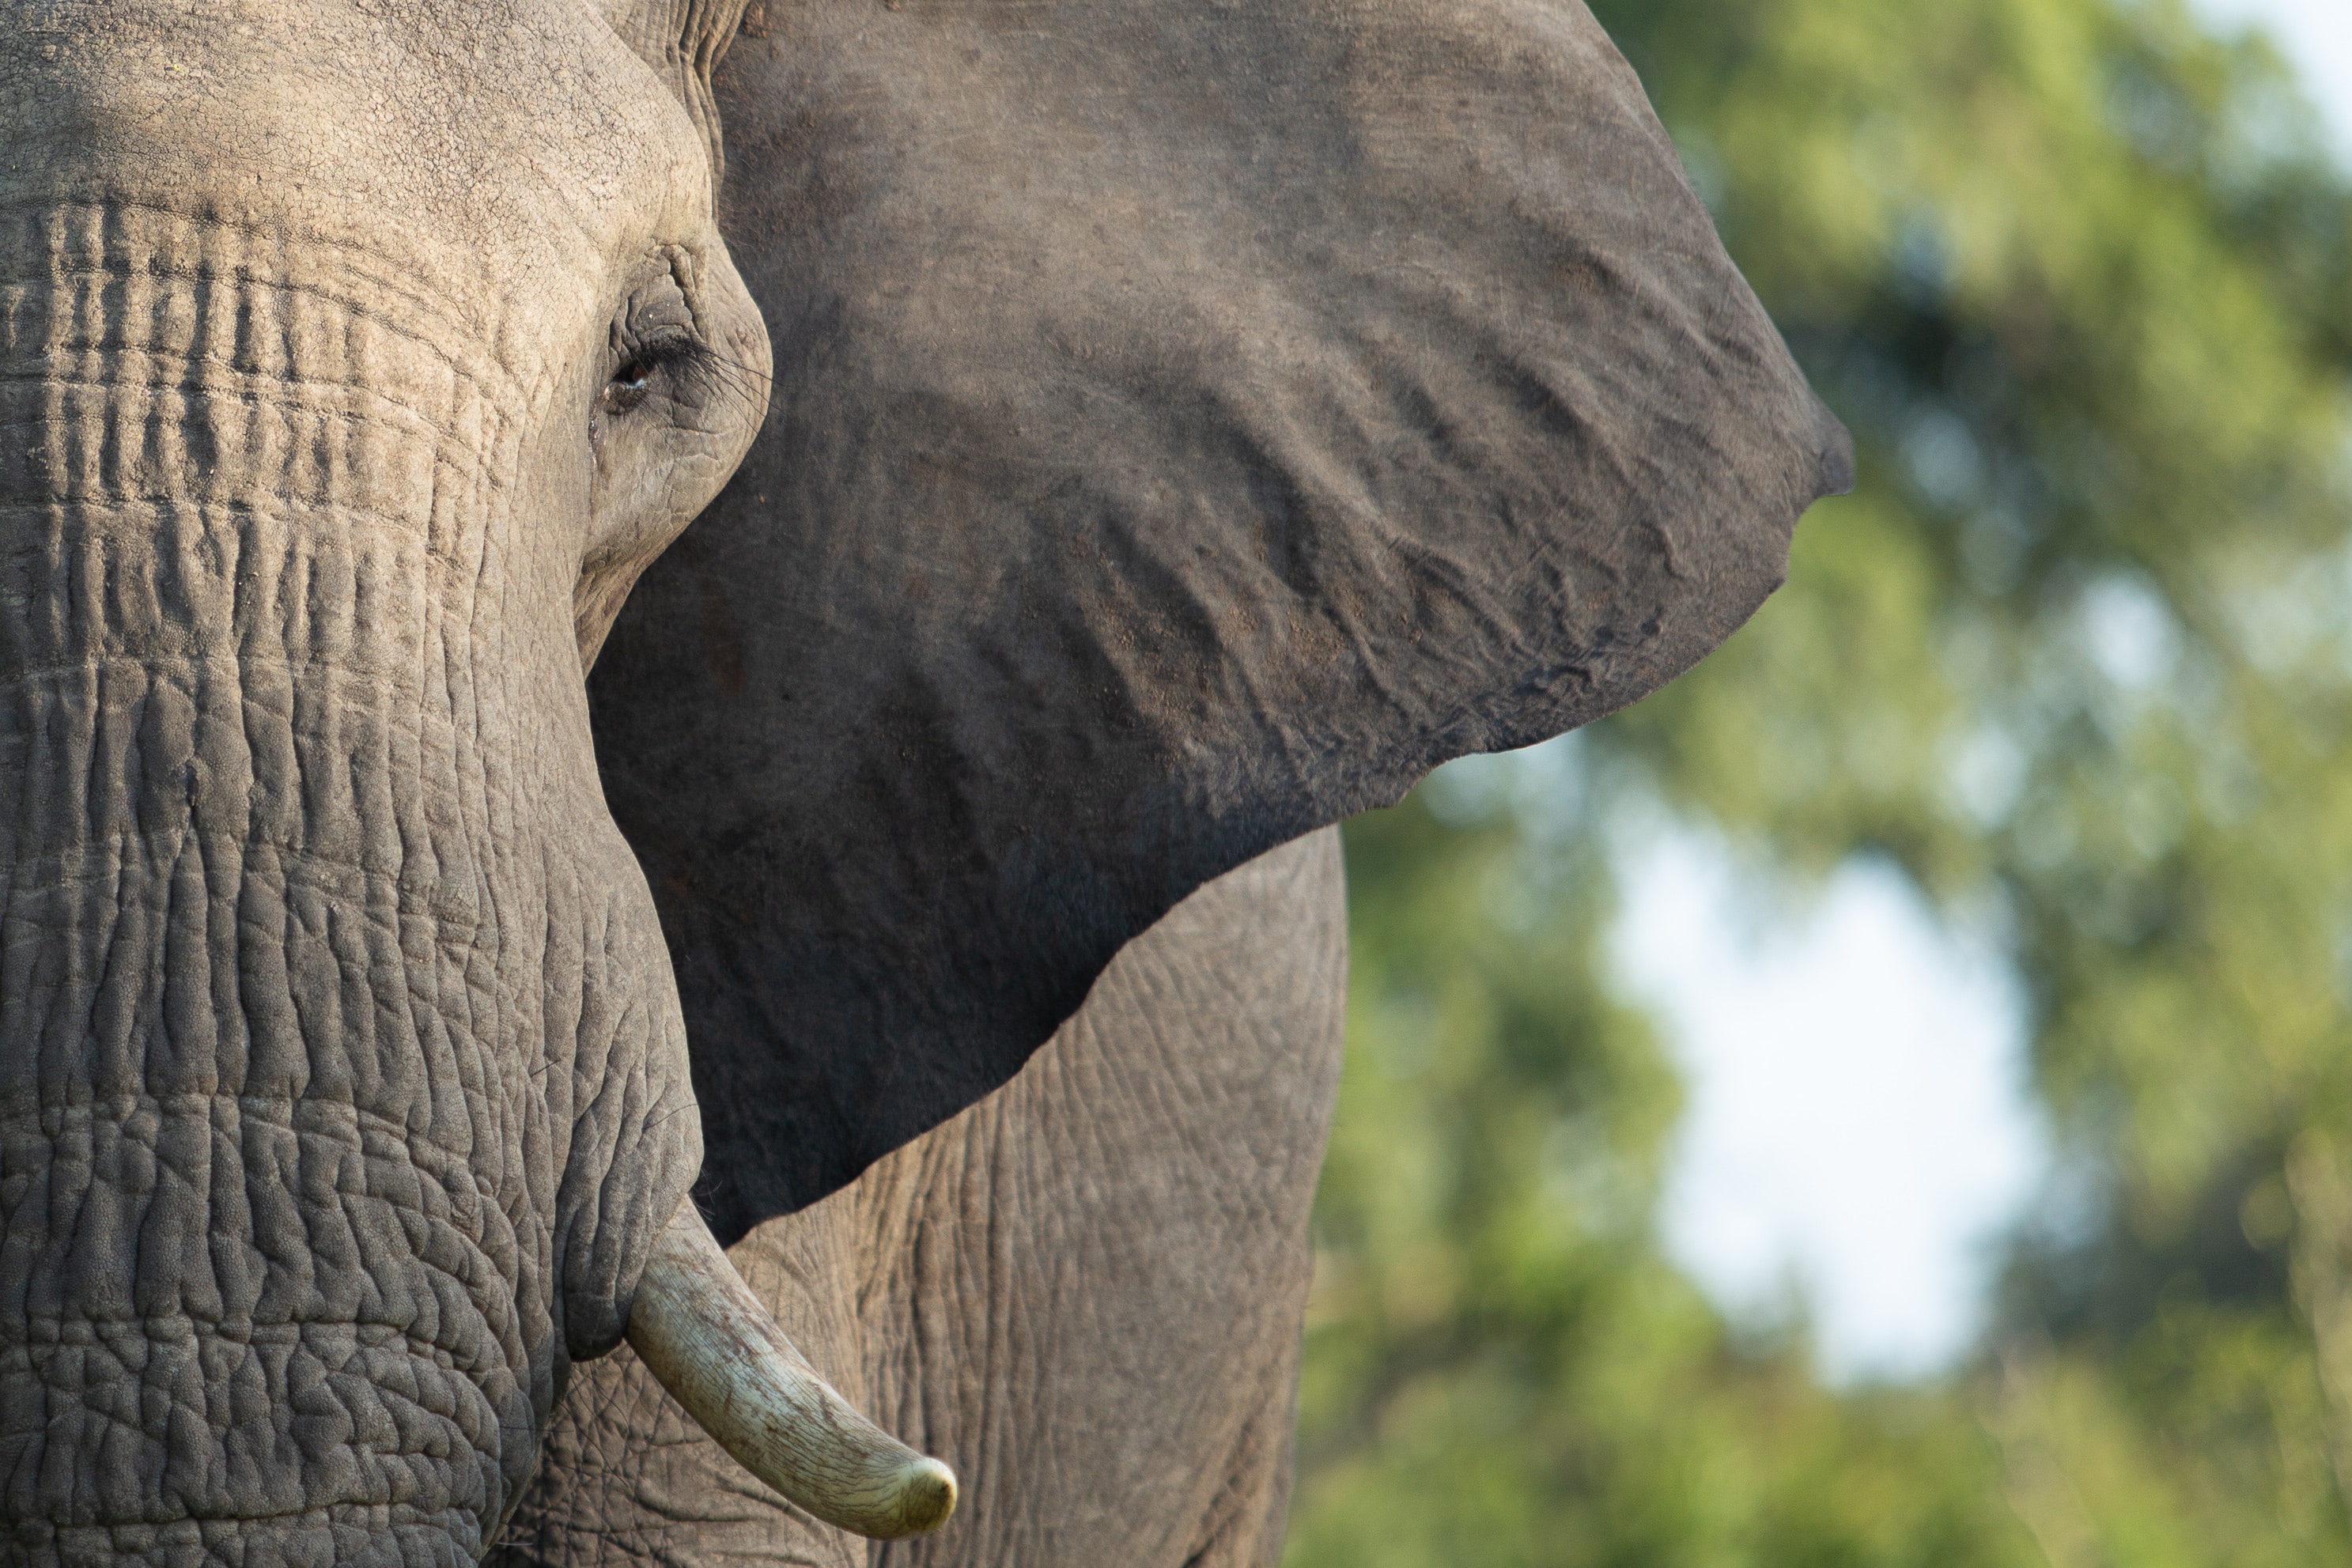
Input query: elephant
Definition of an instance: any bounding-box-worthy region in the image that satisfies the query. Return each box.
[0,0,1847,1564]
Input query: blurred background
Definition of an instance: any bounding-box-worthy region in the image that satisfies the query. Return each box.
[1280,1,2352,1561]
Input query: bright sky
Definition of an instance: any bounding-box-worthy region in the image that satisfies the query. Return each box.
[1618,0,2352,1384]
[2199,0,2352,161]
[1613,830,2044,1383]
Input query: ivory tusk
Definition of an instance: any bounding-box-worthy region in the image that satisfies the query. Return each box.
[626,1202,959,1540]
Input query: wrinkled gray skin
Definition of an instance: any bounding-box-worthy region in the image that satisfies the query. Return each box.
[0,0,1844,1562]
[0,2,766,1561]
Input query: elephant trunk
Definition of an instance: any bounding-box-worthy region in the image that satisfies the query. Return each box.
[0,222,703,1558]
[0,642,565,1560]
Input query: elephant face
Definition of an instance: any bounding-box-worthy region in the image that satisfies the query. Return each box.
[0,0,1847,1561]
[0,1,766,1559]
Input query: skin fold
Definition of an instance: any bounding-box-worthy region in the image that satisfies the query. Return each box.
[0,0,1843,1561]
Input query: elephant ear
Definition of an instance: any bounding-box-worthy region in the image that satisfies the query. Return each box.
[587,0,1851,1239]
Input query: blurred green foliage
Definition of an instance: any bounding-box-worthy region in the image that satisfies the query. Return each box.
[1284,0,2352,1560]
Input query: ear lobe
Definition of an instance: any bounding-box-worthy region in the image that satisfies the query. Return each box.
[588,0,1851,1242]
[591,0,751,188]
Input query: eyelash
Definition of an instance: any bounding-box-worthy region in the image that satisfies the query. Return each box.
[604,336,721,413]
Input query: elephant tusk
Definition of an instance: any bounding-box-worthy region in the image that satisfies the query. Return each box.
[626,1202,959,1540]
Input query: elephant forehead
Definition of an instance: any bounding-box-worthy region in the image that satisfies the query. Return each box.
[0,0,714,304]
[0,200,531,507]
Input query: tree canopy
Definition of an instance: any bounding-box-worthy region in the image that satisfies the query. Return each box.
[1284,0,2352,1560]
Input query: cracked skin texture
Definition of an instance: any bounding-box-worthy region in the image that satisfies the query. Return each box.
[0,2,767,1559]
[0,0,1845,1561]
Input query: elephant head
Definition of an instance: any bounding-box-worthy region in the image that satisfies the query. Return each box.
[0,0,1847,1562]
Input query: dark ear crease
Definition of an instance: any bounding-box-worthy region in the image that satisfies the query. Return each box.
[588,0,1851,1245]
[593,0,751,191]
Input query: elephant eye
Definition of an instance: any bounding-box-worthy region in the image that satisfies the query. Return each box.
[602,334,717,416]
[604,361,656,414]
